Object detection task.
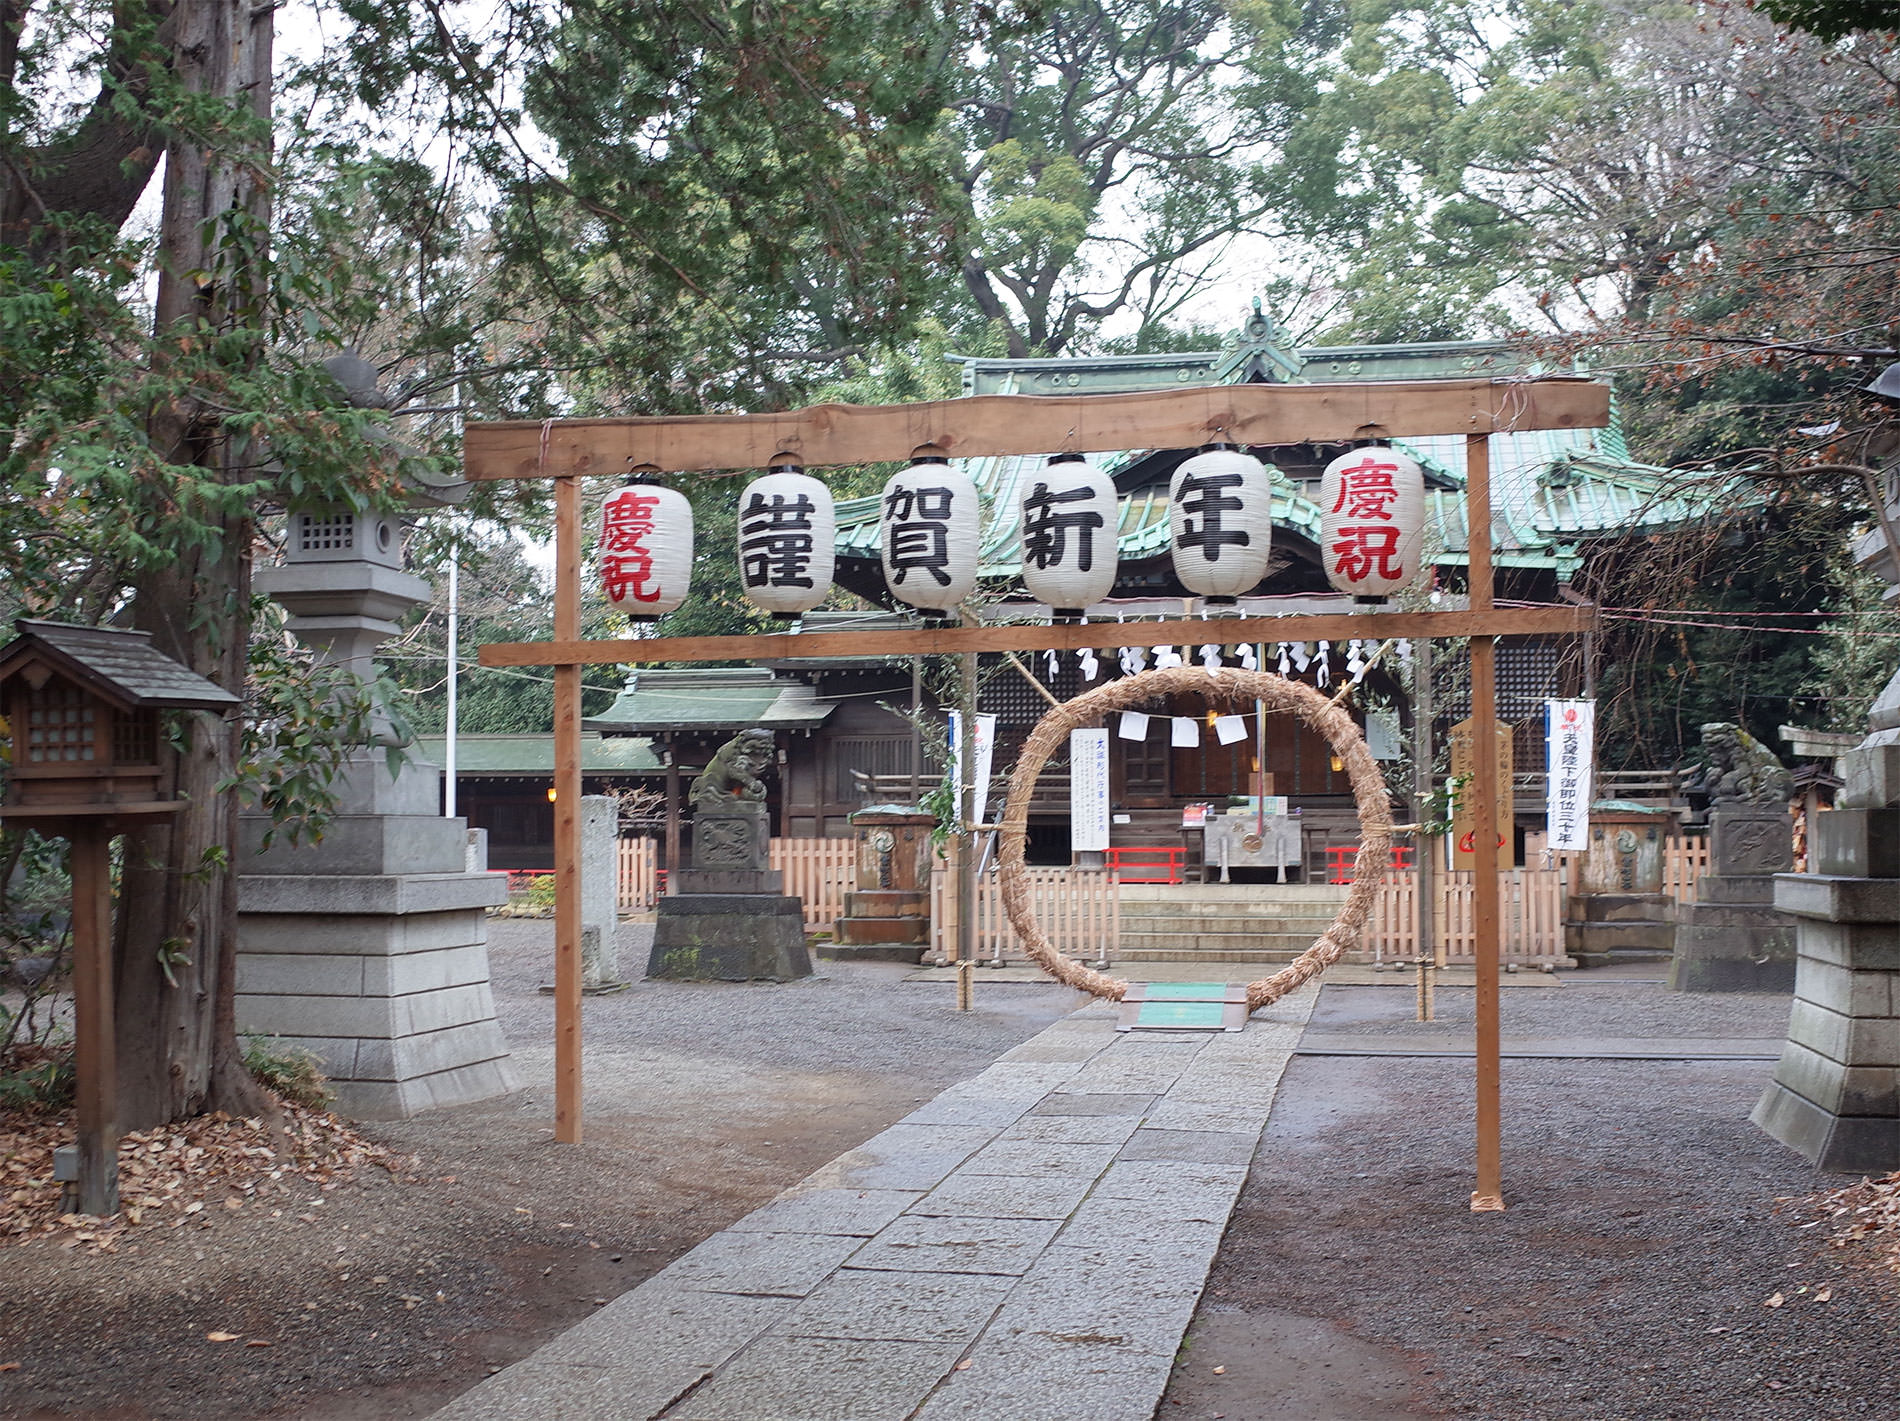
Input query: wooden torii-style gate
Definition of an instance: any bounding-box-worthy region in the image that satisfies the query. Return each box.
[465,376,1611,1212]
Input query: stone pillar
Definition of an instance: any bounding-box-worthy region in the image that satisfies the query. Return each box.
[580,796,623,990]
[1669,804,1798,991]
[830,805,937,962]
[1563,804,1678,968]
[1753,671,1900,1170]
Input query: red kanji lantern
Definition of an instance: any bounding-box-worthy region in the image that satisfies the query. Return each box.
[600,482,692,618]
[1319,446,1426,600]
[738,461,835,619]
[1168,445,1274,605]
[1018,454,1118,621]
[880,454,979,617]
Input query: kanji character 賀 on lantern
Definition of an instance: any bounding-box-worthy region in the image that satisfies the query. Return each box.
[600,482,692,618]
[737,461,835,619]
[881,454,978,617]
[1168,445,1274,605]
[1019,454,1118,620]
[1319,446,1426,599]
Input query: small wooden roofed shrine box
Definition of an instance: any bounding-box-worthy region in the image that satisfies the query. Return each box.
[0,619,239,823]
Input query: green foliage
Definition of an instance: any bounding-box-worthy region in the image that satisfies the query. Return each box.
[224,603,415,849]
[0,1054,75,1114]
[240,1034,336,1111]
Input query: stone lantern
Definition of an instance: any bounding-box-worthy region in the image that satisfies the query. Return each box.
[235,400,516,1117]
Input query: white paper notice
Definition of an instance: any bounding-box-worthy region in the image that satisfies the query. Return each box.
[1117,711,1150,740]
[1171,717,1200,748]
[1545,699,1595,852]
[1213,715,1247,745]
[1069,729,1111,852]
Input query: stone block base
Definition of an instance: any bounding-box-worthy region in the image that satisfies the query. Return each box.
[1668,879,1796,991]
[1564,918,1675,968]
[649,895,812,981]
[237,870,518,1121]
[1754,872,1900,1172]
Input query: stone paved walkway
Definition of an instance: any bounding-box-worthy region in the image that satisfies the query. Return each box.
[430,985,1318,1421]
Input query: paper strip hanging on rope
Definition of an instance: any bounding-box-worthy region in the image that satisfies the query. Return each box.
[948,711,999,825]
[1545,699,1595,852]
[1172,717,1200,748]
[1213,714,1247,745]
[1069,728,1111,852]
[1117,710,1150,740]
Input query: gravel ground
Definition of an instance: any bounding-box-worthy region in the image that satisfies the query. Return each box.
[1309,978,1798,1041]
[1162,977,1900,1421]
[0,920,1085,1420]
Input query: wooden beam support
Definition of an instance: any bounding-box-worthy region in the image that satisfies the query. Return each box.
[479,607,1590,671]
[1466,431,1506,1215]
[463,379,1610,480]
[70,822,117,1218]
[552,476,584,1145]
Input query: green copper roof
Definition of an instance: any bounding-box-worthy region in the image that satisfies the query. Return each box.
[834,316,1737,580]
[583,667,834,734]
[417,733,665,776]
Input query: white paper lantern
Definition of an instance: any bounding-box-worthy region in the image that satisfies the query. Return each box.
[880,455,979,617]
[1319,445,1427,599]
[1018,454,1118,620]
[599,482,692,618]
[737,463,835,619]
[1168,445,1275,604]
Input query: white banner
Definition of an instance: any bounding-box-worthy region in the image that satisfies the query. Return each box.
[1069,729,1111,852]
[1545,699,1595,852]
[948,711,999,825]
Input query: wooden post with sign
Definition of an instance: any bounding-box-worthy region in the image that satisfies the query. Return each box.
[0,621,240,1216]
[1450,717,1517,871]
[466,376,1611,1212]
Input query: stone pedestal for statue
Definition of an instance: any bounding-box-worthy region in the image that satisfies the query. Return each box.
[1669,804,1798,991]
[828,805,936,963]
[649,802,811,980]
[236,752,517,1118]
[1753,671,1900,1171]
[1564,804,1678,968]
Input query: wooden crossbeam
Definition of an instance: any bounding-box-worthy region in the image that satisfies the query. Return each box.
[463,378,1610,480]
[478,606,1591,670]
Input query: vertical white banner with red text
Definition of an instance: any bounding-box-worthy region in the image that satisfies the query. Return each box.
[1545,699,1595,852]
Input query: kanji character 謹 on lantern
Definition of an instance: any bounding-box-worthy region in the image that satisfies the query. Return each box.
[881,453,978,617]
[738,460,835,619]
[1019,454,1117,621]
[1168,444,1274,606]
[1319,446,1426,599]
[600,481,692,618]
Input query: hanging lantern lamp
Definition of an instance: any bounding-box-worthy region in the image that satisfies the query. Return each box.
[1319,445,1427,600]
[1168,443,1274,606]
[737,459,835,620]
[880,453,978,618]
[1018,453,1118,621]
[599,479,692,619]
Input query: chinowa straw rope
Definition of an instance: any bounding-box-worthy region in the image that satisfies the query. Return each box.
[998,665,1393,1012]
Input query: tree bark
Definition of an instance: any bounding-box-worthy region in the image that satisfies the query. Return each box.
[113,0,273,1130]
[0,2,177,261]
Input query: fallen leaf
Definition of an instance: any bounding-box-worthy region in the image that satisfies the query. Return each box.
[953,1359,973,1372]
[0,1363,20,1373]
[1814,1286,1834,1302]
[206,1331,240,1343]
[1212,1365,1226,1374]
[245,1339,273,1349]
[1764,1292,1785,1309]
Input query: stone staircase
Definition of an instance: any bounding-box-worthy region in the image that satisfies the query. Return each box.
[1116,883,1351,964]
